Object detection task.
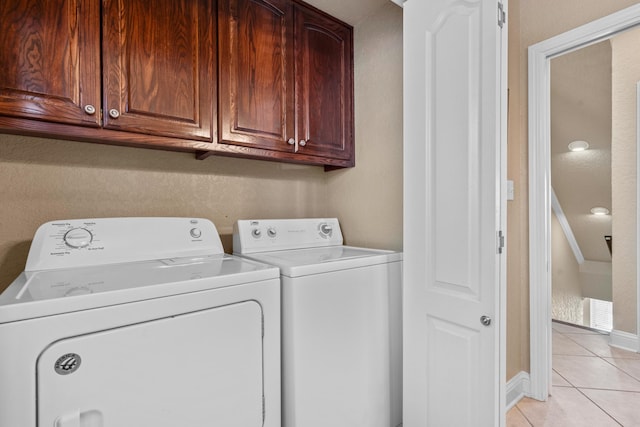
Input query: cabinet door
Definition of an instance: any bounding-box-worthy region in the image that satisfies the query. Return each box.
[102,0,215,141]
[218,0,295,152]
[294,5,353,163]
[0,0,101,127]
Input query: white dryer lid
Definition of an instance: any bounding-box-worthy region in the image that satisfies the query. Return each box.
[0,254,278,323]
[0,217,279,324]
[240,246,402,278]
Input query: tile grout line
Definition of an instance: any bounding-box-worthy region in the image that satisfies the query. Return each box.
[600,357,640,383]
[560,330,601,357]
[557,326,640,388]
[552,323,640,426]
[559,332,624,426]
[574,387,624,427]
[551,367,576,388]
[516,324,640,425]
[513,404,534,426]
[550,348,623,426]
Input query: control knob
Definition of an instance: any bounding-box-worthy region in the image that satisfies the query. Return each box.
[267,227,277,238]
[63,228,93,248]
[319,223,333,237]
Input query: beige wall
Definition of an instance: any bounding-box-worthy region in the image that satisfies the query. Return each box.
[507,0,640,379]
[551,212,583,325]
[506,0,530,380]
[580,261,612,302]
[0,135,328,290]
[0,3,403,293]
[327,2,403,251]
[611,29,640,334]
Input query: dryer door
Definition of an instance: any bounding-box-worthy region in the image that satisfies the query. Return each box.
[38,301,264,427]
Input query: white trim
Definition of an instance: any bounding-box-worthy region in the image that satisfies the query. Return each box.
[528,34,553,402]
[551,186,585,265]
[390,0,405,7]
[505,371,531,411]
[637,81,640,352]
[610,329,640,352]
[528,3,640,402]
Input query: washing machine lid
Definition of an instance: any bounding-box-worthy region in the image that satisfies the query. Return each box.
[241,246,402,278]
[0,254,277,324]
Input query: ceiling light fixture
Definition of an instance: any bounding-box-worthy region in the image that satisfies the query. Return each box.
[590,207,610,216]
[568,140,589,152]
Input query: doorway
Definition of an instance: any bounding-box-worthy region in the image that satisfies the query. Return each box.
[549,39,613,332]
[528,4,640,401]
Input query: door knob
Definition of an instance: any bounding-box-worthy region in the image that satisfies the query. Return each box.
[480,315,492,326]
[299,139,307,147]
[287,138,295,145]
[84,105,96,115]
[108,109,120,119]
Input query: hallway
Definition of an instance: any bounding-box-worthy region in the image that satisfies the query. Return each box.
[507,322,640,426]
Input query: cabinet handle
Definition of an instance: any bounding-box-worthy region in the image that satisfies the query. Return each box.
[287,138,295,145]
[299,139,307,147]
[84,105,96,115]
[109,109,120,119]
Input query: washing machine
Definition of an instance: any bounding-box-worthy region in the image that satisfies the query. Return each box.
[233,218,402,427]
[0,217,281,427]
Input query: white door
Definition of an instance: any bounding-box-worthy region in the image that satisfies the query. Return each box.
[402,0,507,425]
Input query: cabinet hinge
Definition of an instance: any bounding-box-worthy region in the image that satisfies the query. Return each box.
[498,2,506,28]
[497,230,505,254]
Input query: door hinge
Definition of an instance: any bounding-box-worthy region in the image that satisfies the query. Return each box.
[498,2,506,28]
[497,230,505,254]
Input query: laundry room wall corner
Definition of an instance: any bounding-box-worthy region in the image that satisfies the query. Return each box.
[326,2,403,252]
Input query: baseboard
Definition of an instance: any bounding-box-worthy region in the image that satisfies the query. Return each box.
[610,329,639,352]
[506,371,531,410]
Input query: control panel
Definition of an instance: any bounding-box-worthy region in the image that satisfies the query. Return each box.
[233,218,343,254]
[25,218,224,271]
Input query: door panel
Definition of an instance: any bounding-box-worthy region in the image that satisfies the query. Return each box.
[102,0,214,140]
[218,0,294,151]
[403,0,506,425]
[0,0,101,127]
[432,8,481,298]
[38,301,264,427]
[294,5,353,161]
[426,318,482,425]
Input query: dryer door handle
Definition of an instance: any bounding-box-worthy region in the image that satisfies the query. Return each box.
[55,409,104,427]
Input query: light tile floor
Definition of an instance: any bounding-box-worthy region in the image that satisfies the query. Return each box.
[507,321,640,426]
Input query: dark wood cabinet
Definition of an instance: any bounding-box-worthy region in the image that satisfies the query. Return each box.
[216,0,354,168]
[293,4,353,163]
[0,0,101,127]
[102,0,215,141]
[0,0,215,148]
[218,0,295,152]
[0,0,353,168]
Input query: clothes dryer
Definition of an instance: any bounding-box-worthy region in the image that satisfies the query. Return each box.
[233,218,402,427]
[0,217,280,427]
